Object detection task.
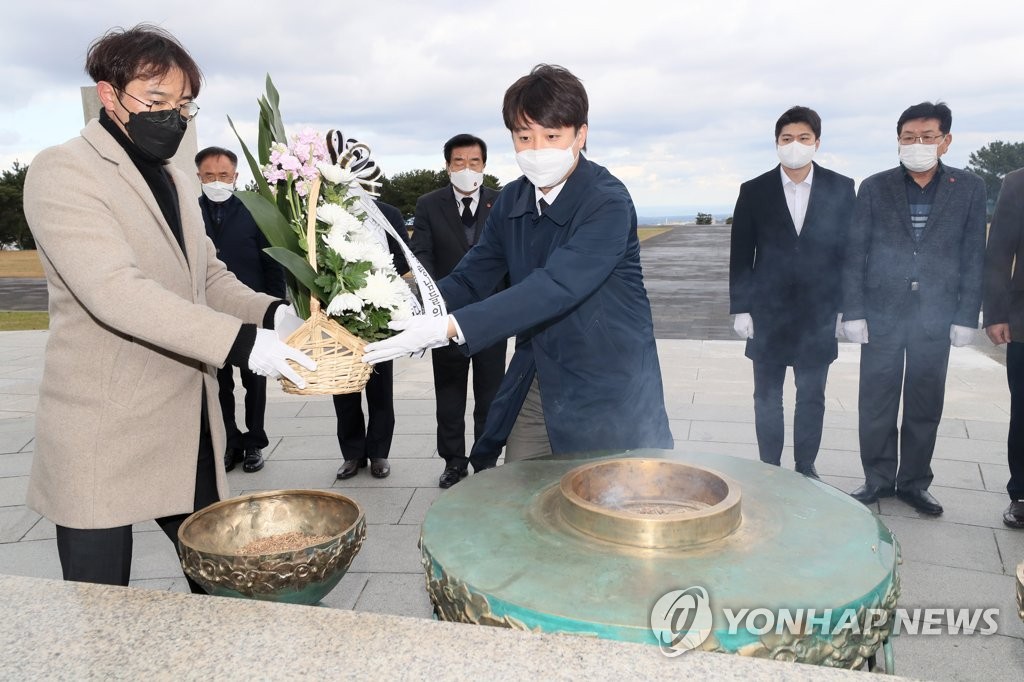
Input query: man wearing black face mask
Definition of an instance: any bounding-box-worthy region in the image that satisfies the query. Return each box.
[22,24,314,590]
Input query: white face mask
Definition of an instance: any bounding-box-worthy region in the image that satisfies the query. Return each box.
[776,141,817,170]
[449,168,483,194]
[515,133,580,189]
[201,181,234,203]
[899,143,940,173]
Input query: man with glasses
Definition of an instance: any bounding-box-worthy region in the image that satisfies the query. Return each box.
[410,134,506,488]
[22,24,313,589]
[196,146,285,474]
[841,102,986,515]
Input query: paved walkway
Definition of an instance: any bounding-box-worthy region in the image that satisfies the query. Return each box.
[0,227,1022,679]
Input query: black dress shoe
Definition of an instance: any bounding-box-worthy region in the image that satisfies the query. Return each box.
[369,458,390,479]
[795,463,820,479]
[224,447,244,472]
[1003,500,1024,529]
[850,483,896,505]
[896,488,943,516]
[242,448,265,473]
[438,464,468,489]
[336,459,367,480]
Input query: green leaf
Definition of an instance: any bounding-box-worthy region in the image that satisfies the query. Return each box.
[265,74,287,142]
[227,115,274,203]
[235,191,299,253]
[264,247,327,301]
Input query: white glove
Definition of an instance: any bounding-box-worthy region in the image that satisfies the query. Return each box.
[361,315,452,365]
[842,319,869,344]
[273,303,304,341]
[732,313,754,339]
[248,328,317,388]
[950,324,975,347]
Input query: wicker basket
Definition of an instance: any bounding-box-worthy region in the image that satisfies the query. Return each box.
[279,177,373,395]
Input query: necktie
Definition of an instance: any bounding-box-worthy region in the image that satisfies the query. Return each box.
[461,197,475,245]
[538,198,549,215]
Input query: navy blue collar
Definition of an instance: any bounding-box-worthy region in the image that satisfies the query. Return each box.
[508,156,596,225]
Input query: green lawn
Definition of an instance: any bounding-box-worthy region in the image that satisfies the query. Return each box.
[0,311,48,331]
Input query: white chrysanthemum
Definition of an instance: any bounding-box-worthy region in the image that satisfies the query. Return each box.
[390,296,413,321]
[316,161,358,186]
[361,239,395,270]
[325,292,364,317]
[357,271,406,309]
[317,203,348,226]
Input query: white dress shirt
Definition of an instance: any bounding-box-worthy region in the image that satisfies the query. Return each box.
[780,164,814,235]
[453,187,481,213]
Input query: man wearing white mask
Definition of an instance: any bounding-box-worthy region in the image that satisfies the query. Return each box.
[729,106,855,478]
[410,135,506,488]
[365,64,673,471]
[841,102,986,515]
[196,146,285,474]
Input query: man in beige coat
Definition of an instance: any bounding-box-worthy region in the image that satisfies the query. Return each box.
[23,25,313,591]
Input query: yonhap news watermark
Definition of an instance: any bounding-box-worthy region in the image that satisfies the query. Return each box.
[651,586,1000,657]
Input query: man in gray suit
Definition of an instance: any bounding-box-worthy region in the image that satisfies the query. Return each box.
[982,167,1024,529]
[842,102,986,516]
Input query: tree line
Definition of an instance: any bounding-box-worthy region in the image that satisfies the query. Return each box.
[3,142,1024,249]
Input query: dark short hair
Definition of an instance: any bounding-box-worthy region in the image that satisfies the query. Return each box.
[502,64,588,133]
[194,147,238,168]
[775,106,821,140]
[443,134,488,165]
[85,24,203,97]
[897,101,952,135]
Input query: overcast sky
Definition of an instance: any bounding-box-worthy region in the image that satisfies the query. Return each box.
[3,0,1023,215]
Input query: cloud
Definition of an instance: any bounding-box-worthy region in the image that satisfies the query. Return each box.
[3,0,1023,213]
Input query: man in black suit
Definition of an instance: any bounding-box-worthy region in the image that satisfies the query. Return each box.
[983,166,1024,529]
[196,146,285,473]
[333,200,411,481]
[729,106,855,478]
[411,134,506,488]
[842,102,986,516]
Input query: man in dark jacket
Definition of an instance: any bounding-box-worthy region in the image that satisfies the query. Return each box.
[729,106,855,478]
[333,200,410,481]
[196,146,285,473]
[362,64,673,470]
[982,166,1024,529]
[411,134,506,488]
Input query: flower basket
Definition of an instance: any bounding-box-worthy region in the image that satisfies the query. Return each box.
[281,176,373,395]
[229,75,448,395]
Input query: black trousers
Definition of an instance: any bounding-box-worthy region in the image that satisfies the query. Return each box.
[1005,342,1024,501]
[332,361,394,461]
[752,361,829,466]
[55,400,219,594]
[858,296,950,492]
[216,365,268,451]
[431,341,505,468]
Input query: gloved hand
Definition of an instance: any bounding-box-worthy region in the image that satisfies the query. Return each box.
[950,324,975,347]
[842,319,869,344]
[732,313,754,339]
[361,315,452,365]
[248,328,317,388]
[273,303,304,341]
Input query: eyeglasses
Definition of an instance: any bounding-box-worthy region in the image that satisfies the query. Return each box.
[899,134,945,145]
[117,89,200,122]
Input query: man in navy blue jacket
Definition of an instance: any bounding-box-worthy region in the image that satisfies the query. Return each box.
[196,146,285,473]
[363,64,673,470]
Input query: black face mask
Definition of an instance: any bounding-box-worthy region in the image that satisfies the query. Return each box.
[123,110,188,161]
